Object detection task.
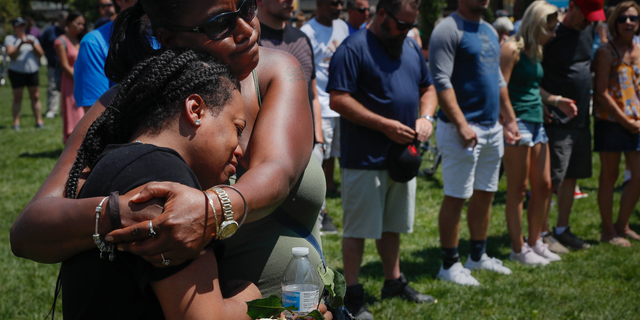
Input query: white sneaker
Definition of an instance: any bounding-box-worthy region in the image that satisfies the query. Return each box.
[465,253,513,275]
[533,238,561,262]
[437,262,480,286]
[510,243,550,266]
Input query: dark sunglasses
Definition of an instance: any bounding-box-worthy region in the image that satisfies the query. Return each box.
[169,0,257,40]
[327,0,344,7]
[355,7,369,13]
[387,12,418,31]
[616,15,639,24]
[99,3,114,8]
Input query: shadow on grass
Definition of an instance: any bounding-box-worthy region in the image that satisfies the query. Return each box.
[0,125,6,129]
[19,149,63,159]
[354,234,513,285]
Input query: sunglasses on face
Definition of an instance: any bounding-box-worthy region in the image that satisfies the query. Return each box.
[327,0,344,7]
[355,7,369,13]
[616,15,639,24]
[169,0,257,41]
[387,12,418,31]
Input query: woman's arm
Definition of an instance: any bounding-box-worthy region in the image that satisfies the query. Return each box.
[54,41,73,78]
[6,42,21,60]
[152,248,261,320]
[32,38,44,59]
[499,40,519,84]
[237,48,313,221]
[593,45,640,133]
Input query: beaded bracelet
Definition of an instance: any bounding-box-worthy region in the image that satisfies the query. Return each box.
[214,185,248,228]
[93,196,116,261]
[203,190,220,240]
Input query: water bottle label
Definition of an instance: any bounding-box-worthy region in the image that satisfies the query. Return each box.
[282,289,318,312]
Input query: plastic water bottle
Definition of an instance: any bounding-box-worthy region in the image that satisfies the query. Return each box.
[281,247,321,318]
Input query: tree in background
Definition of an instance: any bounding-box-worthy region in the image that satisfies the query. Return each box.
[67,0,99,26]
[419,0,447,46]
[0,0,20,38]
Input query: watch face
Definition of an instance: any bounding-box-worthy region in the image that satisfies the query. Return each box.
[218,221,239,239]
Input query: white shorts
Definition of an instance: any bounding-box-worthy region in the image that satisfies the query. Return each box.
[436,121,504,199]
[341,169,415,239]
[322,117,340,159]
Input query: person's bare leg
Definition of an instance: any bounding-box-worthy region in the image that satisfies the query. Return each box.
[323,157,336,192]
[597,152,620,241]
[343,237,365,286]
[556,178,577,228]
[527,143,552,247]
[467,190,495,241]
[27,86,43,125]
[616,151,640,236]
[375,232,401,281]
[439,195,466,248]
[503,145,530,253]
[12,88,24,126]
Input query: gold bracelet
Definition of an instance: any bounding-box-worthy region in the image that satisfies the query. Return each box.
[203,190,220,240]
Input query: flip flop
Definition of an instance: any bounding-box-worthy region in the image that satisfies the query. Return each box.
[621,230,640,241]
[602,236,632,247]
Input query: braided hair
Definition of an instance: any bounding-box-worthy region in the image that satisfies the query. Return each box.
[65,49,238,199]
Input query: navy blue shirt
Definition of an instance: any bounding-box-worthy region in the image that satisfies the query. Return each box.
[41,25,64,68]
[327,29,432,170]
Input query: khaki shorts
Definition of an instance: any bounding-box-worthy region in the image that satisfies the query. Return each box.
[322,117,340,159]
[341,168,415,239]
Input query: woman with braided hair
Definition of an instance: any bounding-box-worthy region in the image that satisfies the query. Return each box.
[60,49,261,319]
[12,0,329,304]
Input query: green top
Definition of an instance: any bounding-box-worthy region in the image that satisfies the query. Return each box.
[508,50,544,123]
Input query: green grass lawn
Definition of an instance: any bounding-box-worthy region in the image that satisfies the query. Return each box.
[1,68,639,319]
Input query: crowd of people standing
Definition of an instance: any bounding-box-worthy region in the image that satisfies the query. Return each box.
[5,0,640,319]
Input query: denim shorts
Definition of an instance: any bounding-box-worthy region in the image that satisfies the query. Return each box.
[594,120,640,152]
[506,119,548,147]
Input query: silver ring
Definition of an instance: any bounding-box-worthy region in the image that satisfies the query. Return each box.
[149,220,157,238]
[161,253,171,266]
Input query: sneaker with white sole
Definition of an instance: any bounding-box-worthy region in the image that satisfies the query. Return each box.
[437,262,480,286]
[510,243,549,266]
[533,239,561,262]
[464,253,513,275]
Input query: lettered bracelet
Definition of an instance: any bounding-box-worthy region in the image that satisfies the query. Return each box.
[214,185,248,228]
[554,95,562,107]
[93,196,116,261]
[203,190,220,240]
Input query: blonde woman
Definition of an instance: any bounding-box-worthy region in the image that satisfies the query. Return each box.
[500,0,577,265]
[593,1,640,247]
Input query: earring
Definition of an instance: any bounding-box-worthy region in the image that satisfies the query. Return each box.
[195,119,201,126]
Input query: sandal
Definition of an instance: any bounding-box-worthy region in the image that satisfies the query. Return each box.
[621,230,640,241]
[602,236,632,247]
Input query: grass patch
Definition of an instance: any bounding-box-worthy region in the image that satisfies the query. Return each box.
[1,67,639,319]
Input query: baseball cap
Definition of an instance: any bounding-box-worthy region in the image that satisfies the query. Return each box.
[387,140,422,183]
[573,0,605,22]
[13,17,27,27]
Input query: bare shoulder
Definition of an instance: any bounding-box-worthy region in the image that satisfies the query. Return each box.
[255,47,305,88]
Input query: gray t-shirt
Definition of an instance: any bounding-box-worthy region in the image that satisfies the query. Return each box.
[4,35,41,74]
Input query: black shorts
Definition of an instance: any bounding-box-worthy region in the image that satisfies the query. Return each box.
[594,120,640,152]
[8,69,39,89]
[546,126,593,185]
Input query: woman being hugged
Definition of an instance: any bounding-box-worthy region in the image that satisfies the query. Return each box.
[500,0,577,265]
[11,0,327,300]
[54,11,86,144]
[593,1,640,247]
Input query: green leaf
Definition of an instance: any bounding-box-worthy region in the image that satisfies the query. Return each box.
[317,265,336,296]
[246,295,295,319]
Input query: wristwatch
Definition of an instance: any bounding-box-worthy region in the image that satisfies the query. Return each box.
[420,115,435,123]
[211,187,239,239]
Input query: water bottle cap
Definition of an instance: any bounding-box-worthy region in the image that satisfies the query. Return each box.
[292,247,309,256]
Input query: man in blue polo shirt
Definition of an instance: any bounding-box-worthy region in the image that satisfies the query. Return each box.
[328,0,437,317]
[74,0,135,111]
[429,0,520,285]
